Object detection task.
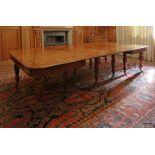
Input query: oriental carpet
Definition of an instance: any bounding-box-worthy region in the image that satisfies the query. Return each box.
[0,56,155,128]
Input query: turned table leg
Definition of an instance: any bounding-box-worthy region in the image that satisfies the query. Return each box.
[33,77,44,101]
[89,59,93,68]
[72,68,76,81]
[94,57,99,84]
[61,71,70,99]
[139,52,144,72]
[104,56,107,62]
[63,71,68,96]
[99,57,101,64]
[14,64,20,90]
[111,54,116,78]
[123,53,127,75]
[73,68,77,77]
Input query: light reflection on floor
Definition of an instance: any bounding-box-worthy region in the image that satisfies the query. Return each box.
[145,69,155,84]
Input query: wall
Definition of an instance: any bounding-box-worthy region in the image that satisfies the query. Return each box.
[0,26,116,61]
[116,26,154,61]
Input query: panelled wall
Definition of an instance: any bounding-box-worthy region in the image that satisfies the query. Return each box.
[20,26,35,49]
[0,26,116,61]
[0,26,35,61]
[0,27,21,61]
[0,29,3,61]
[73,26,116,44]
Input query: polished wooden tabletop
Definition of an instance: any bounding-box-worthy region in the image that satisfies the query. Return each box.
[9,42,147,69]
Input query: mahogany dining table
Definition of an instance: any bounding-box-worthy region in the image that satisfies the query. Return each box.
[9,42,147,101]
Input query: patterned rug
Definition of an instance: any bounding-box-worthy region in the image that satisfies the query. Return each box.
[0,57,155,128]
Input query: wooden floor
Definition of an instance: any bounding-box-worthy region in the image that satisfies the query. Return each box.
[0,60,14,79]
[0,60,29,80]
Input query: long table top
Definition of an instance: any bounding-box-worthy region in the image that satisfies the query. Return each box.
[9,42,147,69]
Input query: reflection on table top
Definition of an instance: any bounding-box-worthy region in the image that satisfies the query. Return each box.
[9,42,147,69]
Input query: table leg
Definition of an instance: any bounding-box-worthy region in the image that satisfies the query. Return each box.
[33,77,44,101]
[111,54,116,78]
[123,53,127,75]
[89,59,93,68]
[63,71,68,95]
[99,58,101,64]
[61,71,70,99]
[139,52,144,72]
[14,64,20,90]
[73,68,77,76]
[104,56,107,62]
[94,57,99,84]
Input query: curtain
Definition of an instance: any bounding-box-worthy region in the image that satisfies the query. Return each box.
[116,26,155,61]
